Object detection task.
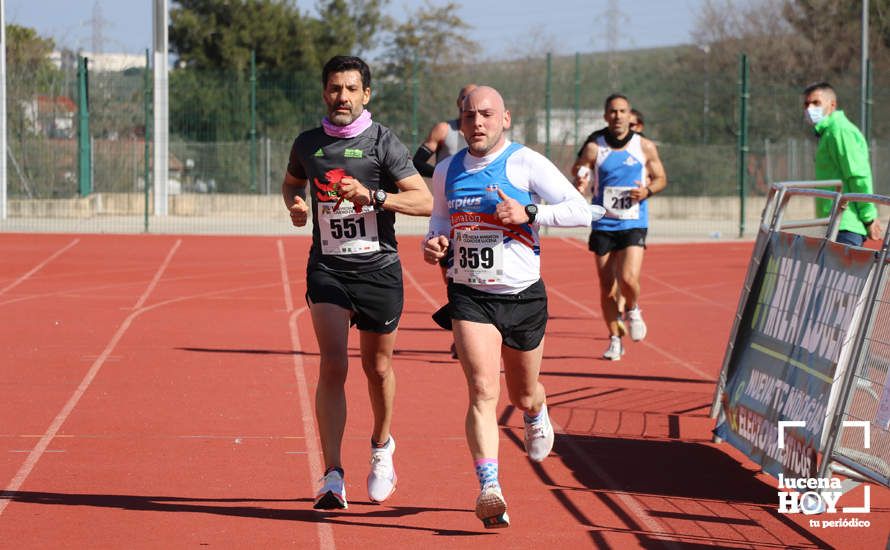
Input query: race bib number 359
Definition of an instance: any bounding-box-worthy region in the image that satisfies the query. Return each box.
[603,186,640,220]
[451,229,503,285]
[318,203,380,255]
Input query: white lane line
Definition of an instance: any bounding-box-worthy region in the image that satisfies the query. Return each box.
[549,286,602,320]
[550,281,712,381]
[551,417,682,548]
[277,240,334,550]
[0,239,181,517]
[639,273,732,310]
[0,238,80,297]
[556,238,713,380]
[402,266,441,308]
[560,236,735,310]
[277,240,295,312]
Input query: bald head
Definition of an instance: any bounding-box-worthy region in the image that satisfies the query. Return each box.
[460,86,511,157]
[456,84,478,109]
[463,86,505,111]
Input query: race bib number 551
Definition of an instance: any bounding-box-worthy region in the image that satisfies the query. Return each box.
[318,203,380,255]
[451,229,503,285]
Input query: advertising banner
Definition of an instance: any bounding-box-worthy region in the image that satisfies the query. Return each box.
[715,231,874,478]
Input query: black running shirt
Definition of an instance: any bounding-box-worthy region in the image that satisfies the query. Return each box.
[288,122,417,273]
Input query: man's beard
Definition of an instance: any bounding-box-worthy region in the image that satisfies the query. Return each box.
[329,108,357,126]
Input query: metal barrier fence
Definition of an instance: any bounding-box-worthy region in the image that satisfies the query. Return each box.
[821,192,890,486]
[711,181,890,488]
[829,263,890,485]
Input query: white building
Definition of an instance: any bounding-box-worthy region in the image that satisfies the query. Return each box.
[510,108,605,145]
[50,51,146,72]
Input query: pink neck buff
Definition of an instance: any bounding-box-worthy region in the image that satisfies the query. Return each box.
[322,110,372,138]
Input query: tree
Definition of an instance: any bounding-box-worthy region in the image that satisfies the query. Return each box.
[783,0,890,77]
[7,24,66,138]
[5,25,67,197]
[170,0,387,73]
[309,0,388,66]
[170,0,315,72]
[7,24,57,78]
[375,1,479,145]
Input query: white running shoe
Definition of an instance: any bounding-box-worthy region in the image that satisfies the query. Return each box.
[367,436,397,503]
[475,485,510,528]
[314,469,347,510]
[603,336,624,360]
[524,403,555,462]
[626,307,647,341]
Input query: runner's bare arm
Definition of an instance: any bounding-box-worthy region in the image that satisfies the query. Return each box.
[642,138,667,195]
[571,142,598,194]
[335,173,432,217]
[385,173,433,216]
[282,170,309,226]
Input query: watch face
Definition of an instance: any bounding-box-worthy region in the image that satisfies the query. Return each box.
[375,189,387,202]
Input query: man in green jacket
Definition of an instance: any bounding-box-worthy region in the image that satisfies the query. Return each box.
[803,82,883,246]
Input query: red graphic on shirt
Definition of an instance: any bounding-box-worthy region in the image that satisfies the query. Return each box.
[314,168,346,202]
[315,168,365,213]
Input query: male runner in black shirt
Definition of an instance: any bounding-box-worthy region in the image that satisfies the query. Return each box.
[283,55,432,510]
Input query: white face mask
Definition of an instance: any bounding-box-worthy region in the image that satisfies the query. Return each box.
[805,105,825,125]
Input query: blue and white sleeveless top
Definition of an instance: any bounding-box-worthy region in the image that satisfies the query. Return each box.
[443,142,540,294]
[591,133,649,231]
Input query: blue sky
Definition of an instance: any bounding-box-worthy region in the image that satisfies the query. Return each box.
[5,0,708,57]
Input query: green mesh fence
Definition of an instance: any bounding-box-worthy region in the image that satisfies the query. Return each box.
[3,48,889,237]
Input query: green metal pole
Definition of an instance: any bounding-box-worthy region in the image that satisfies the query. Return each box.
[545,52,552,160]
[737,53,749,239]
[249,50,257,193]
[143,49,151,232]
[77,55,92,197]
[411,50,419,151]
[574,52,580,151]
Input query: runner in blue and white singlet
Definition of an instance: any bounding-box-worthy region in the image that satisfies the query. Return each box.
[571,94,667,361]
[423,86,590,530]
[591,131,649,231]
[430,141,588,293]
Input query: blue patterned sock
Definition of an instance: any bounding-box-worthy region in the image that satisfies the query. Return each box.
[525,402,548,424]
[474,458,500,490]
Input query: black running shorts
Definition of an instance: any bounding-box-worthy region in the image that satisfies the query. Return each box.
[588,228,648,256]
[447,279,548,351]
[305,261,404,333]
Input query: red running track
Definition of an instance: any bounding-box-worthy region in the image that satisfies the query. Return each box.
[0,233,886,548]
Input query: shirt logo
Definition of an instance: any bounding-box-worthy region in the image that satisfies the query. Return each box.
[624,156,639,167]
[447,196,483,210]
[313,148,324,157]
[344,148,363,158]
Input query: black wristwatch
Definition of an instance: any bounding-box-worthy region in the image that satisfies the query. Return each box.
[373,189,388,209]
[524,203,538,224]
